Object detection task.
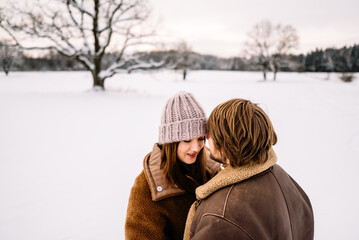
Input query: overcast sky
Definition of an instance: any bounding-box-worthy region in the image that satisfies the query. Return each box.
[149,0,359,57]
[1,0,358,58]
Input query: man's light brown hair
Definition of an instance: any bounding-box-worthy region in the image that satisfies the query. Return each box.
[207,99,277,167]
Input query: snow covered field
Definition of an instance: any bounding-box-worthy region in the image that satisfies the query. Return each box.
[0,70,358,240]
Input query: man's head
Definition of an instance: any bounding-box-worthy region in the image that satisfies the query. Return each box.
[206,98,277,167]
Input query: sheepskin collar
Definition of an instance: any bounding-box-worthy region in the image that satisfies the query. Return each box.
[195,148,277,200]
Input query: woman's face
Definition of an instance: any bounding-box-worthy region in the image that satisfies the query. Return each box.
[177,137,205,164]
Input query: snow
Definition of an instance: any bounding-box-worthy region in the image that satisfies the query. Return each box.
[0,70,359,240]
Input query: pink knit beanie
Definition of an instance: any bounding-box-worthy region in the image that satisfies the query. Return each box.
[159,91,207,144]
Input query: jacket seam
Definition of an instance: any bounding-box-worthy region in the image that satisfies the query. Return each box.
[200,213,255,240]
[222,184,235,217]
[270,169,294,239]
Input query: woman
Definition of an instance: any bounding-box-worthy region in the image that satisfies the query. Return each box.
[125,91,219,240]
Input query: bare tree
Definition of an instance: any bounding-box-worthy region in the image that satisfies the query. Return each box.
[175,40,192,80]
[323,50,334,80]
[244,21,273,81]
[244,20,299,81]
[0,0,162,90]
[272,25,299,80]
[0,40,19,75]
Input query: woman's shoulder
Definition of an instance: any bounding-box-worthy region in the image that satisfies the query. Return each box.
[132,170,149,191]
[132,144,158,193]
[129,170,154,204]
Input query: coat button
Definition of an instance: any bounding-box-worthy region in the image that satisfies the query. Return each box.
[157,186,163,192]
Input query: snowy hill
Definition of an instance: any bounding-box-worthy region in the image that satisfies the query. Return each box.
[1,70,358,239]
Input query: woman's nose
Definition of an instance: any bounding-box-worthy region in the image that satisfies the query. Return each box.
[191,140,201,152]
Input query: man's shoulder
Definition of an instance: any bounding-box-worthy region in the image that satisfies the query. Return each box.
[195,183,234,218]
[197,167,279,213]
[190,164,314,239]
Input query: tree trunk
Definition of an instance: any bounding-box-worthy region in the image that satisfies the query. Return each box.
[263,68,267,80]
[92,0,104,91]
[92,72,105,91]
[183,69,187,80]
[325,72,330,80]
[273,70,277,81]
[272,62,279,81]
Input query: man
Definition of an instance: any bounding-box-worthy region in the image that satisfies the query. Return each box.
[184,99,314,240]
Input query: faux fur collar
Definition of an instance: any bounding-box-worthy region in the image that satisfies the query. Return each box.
[195,148,277,200]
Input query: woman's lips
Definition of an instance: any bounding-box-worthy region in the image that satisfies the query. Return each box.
[187,153,197,158]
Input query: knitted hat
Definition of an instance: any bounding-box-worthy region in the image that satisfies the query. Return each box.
[159,91,207,144]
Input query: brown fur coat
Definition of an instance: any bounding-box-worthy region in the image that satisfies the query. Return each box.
[125,144,219,240]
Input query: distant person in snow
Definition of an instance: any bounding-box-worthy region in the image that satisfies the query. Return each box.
[184,98,314,240]
[125,91,220,240]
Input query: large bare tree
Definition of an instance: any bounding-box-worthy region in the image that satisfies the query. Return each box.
[244,20,299,81]
[0,0,161,90]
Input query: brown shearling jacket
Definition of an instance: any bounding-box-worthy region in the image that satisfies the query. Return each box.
[125,144,220,240]
[184,149,314,240]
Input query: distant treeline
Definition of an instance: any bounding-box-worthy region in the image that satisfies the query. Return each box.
[11,44,359,73]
